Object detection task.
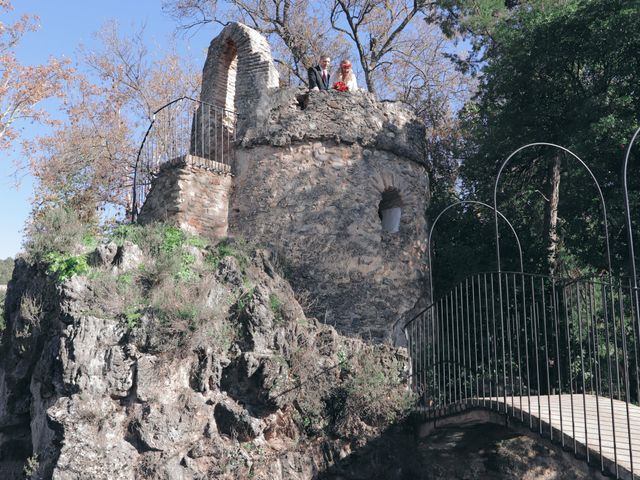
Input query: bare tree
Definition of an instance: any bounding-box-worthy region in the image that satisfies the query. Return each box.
[163,0,348,84]
[0,1,72,154]
[328,0,433,96]
[27,23,201,220]
[377,20,473,175]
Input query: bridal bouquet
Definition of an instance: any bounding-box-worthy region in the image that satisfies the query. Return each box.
[333,81,349,92]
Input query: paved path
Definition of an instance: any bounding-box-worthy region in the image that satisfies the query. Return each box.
[473,394,640,479]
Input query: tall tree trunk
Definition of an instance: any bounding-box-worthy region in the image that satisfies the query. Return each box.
[543,154,562,276]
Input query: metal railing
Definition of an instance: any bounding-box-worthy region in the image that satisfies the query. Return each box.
[131,97,236,220]
[410,133,640,479]
[406,272,640,478]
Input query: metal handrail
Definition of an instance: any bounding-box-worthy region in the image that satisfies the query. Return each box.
[412,132,640,479]
[131,96,237,221]
[407,271,640,479]
[427,200,524,304]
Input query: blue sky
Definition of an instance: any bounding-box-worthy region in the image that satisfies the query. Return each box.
[0,1,216,259]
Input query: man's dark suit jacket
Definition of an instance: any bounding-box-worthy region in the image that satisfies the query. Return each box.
[308,65,330,90]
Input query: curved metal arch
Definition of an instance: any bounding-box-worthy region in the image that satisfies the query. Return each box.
[623,126,640,293]
[493,142,612,277]
[427,200,524,302]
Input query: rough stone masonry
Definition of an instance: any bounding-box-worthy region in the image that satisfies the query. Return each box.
[139,22,430,344]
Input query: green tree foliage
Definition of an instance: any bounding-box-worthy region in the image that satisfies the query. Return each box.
[0,257,13,284]
[431,0,640,294]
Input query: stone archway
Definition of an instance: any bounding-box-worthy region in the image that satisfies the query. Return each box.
[199,22,279,135]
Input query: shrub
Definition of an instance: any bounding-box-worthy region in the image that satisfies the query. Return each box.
[23,454,39,478]
[234,287,255,315]
[110,223,204,284]
[341,349,414,426]
[85,267,145,320]
[45,252,89,283]
[124,305,143,329]
[108,223,186,256]
[19,293,42,323]
[269,294,284,325]
[108,223,146,247]
[185,235,208,249]
[23,206,92,261]
[159,226,185,255]
[175,253,197,282]
[145,275,226,351]
[209,239,252,274]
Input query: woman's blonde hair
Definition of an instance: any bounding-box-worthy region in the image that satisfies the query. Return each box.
[338,59,353,82]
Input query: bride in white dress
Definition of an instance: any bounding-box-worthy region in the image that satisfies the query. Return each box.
[334,59,358,91]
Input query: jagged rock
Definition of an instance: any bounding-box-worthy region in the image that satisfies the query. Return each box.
[0,246,411,480]
[0,247,598,480]
[220,352,291,414]
[104,345,135,398]
[135,355,160,403]
[190,347,230,393]
[87,242,118,267]
[112,241,144,272]
[213,401,262,442]
[217,255,244,288]
[46,395,138,480]
[241,285,275,352]
[130,397,209,453]
[205,279,229,309]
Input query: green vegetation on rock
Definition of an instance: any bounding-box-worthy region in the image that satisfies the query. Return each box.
[23,206,94,262]
[45,252,89,283]
[0,257,13,284]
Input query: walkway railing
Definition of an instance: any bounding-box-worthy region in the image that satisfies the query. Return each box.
[406,272,640,479]
[131,97,236,220]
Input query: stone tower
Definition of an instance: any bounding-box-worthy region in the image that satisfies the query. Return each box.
[139,23,430,343]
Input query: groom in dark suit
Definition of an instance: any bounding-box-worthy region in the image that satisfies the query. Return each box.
[308,55,331,91]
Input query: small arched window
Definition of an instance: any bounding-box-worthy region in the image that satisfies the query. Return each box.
[378,188,403,233]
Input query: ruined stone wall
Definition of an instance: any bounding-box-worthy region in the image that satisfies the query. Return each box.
[240,87,427,166]
[139,24,430,343]
[230,143,428,342]
[229,88,430,342]
[138,157,232,239]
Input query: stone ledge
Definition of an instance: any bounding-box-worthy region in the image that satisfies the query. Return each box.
[156,154,233,176]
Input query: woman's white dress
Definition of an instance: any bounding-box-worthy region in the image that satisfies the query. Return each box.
[336,73,358,91]
[344,76,358,91]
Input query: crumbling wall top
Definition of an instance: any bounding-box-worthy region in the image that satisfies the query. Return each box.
[240,88,428,166]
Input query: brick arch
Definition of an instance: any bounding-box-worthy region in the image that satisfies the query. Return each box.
[200,22,279,134]
[371,172,418,214]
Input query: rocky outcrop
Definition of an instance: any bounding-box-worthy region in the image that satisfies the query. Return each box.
[0,238,410,479]
[0,233,616,480]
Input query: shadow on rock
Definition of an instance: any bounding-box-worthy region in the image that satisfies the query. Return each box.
[316,420,604,480]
